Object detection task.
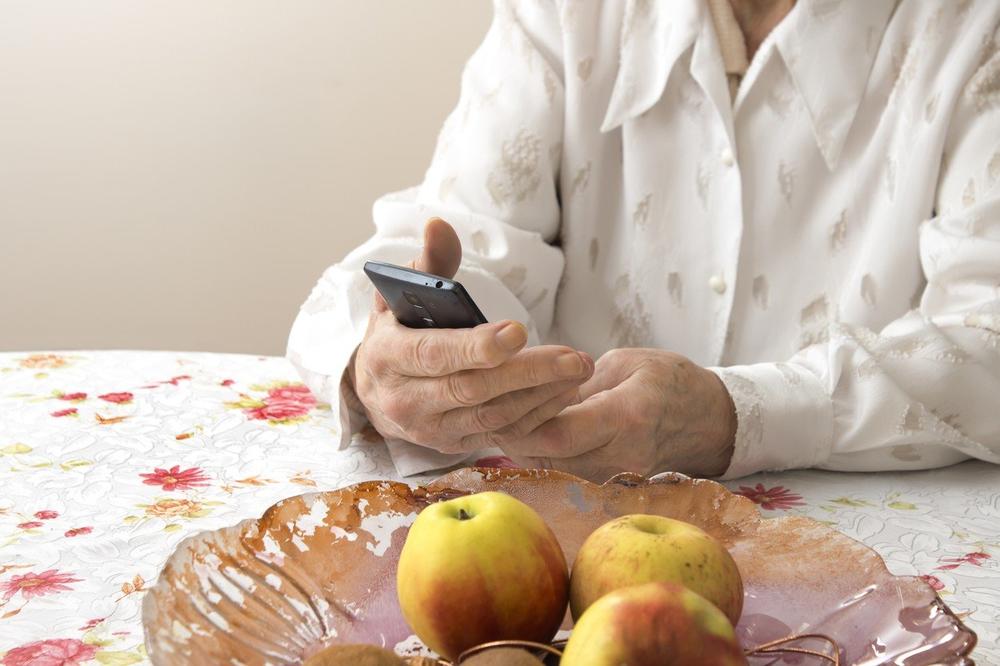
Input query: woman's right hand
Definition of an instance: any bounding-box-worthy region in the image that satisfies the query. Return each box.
[348,218,594,454]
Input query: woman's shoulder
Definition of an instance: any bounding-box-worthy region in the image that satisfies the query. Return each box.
[491,0,629,73]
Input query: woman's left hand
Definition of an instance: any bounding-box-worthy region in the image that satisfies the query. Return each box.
[501,348,737,481]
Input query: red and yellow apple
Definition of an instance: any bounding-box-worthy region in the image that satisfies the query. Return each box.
[395,491,568,660]
[560,581,746,665]
[569,514,743,624]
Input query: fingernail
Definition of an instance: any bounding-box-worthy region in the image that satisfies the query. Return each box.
[555,351,584,377]
[495,322,527,351]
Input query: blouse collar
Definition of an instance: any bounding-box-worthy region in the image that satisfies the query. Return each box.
[601,0,897,170]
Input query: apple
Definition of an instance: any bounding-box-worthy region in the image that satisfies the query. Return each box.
[395,491,568,660]
[569,514,743,624]
[560,581,746,665]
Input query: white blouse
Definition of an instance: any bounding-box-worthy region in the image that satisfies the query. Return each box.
[288,0,1000,479]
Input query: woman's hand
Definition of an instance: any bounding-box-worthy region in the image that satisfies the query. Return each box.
[500,348,737,480]
[348,218,594,454]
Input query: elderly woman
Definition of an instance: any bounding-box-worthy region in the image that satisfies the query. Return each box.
[289,0,1000,481]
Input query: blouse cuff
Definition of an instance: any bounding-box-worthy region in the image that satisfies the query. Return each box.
[708,363,834,479]
[286,269,371,451]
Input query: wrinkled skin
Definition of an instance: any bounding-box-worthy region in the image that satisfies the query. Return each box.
[349,218,736,479]
[503,348,737,480]
[348,218,594,454]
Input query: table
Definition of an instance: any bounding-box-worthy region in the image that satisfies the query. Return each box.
[1,351,997,664]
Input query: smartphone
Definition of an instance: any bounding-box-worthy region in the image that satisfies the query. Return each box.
[363,261,488,329]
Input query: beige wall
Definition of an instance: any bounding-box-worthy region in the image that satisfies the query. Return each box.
[0,1,492,355]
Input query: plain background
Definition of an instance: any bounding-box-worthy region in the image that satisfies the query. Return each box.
[0,1,493,355]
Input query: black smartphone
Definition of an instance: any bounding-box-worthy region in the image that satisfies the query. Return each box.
[363,261,488,329]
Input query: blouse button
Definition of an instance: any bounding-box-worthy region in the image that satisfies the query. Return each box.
[709,274,727,294]
[720,148,735,168]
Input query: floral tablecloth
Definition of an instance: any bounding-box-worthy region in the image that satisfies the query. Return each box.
[1,351,997,665]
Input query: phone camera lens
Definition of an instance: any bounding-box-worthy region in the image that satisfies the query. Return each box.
[435,281,443,288]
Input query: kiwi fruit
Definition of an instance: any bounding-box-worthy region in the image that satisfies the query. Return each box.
[303,644,405,666]
[461,648,546,665]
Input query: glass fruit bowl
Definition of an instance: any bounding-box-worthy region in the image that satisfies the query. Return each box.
[141,468,976,665]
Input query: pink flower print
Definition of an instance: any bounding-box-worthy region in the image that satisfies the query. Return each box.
[98,391,133,404]
[140,465,211,491]
[79,617,105,631]
[34,510,58,520]
[1,638,97,666]
[266,384,316,403]
[50,408,78,418]
[735,484,806,510]
[1,569,82,602]
[937,551,992,571]
[143,374,193,389]
[58,392,87,402]
[919,574,945,591]
[64,527,93,538]
[243,384,317,422]
[245,400,312,421]
[16,522,43,530]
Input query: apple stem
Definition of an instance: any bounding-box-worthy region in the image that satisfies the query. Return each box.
[458,509,472,521]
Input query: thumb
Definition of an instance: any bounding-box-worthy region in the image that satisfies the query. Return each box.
[373,217,463,313]
[412,217,462,278]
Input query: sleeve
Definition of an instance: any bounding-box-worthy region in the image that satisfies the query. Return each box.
[713,36,1000,479]
[286,0,567,450]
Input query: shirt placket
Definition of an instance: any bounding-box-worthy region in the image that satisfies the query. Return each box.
[689,22,744,367]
